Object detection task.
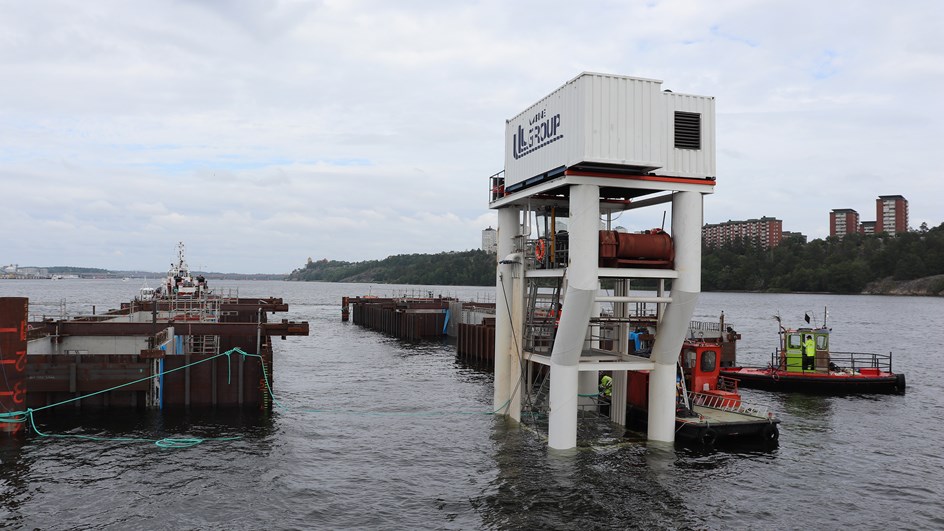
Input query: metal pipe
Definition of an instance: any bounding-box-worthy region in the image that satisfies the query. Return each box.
[595,296,673,303]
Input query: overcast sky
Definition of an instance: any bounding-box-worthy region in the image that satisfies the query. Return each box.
[2,1,941,273]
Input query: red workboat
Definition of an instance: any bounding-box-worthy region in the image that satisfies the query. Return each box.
[625,339,780,447]
[720,312,906,394]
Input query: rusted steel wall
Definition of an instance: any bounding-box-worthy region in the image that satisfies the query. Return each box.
[346,297,504,365]
[27,354,149,408]
[456,320,495,369]
[349,298,447,341]
[0,298,28,432]
[162,308,272,409]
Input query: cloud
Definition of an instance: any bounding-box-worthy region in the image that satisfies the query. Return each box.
[1,0,941,272]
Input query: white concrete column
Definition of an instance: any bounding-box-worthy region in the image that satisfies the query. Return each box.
[610,370,627,425]
[647,191,703,442]
[494,207,519,416]
[548,184,599,449]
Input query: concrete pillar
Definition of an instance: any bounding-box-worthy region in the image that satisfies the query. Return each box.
[494,207,520,416]
[647,191,703,442]
[610,279,628,425]
[548,184,599,449]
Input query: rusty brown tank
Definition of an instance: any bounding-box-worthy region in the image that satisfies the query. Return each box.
[599,229,674,268]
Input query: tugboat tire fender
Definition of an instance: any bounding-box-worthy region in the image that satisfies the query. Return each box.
[700,429,717,447]
[895,373,906,392]
[762,423,779,442]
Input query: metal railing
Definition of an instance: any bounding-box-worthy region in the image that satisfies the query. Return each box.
[687,390,774,420]
[768,351,893,373]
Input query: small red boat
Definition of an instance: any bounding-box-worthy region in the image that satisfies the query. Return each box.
[626,340,781,447]
[720,313,906,394]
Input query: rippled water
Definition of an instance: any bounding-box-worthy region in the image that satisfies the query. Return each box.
[1,280,943,529]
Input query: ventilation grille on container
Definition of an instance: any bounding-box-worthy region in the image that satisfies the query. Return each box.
[674,112,701,150]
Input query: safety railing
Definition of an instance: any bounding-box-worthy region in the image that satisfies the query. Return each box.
[687,391,773,420]
[768,350,893,373]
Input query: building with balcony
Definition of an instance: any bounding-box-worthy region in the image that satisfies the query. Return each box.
[830,209,860,238]
[875,195,908,235]
[703,217,783,249]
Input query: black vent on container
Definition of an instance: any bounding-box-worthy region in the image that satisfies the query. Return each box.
[674,112,701,150]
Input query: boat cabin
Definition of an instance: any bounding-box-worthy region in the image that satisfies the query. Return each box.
[681,341,741,407]
[627,340,741,413]
[781,327,830,372]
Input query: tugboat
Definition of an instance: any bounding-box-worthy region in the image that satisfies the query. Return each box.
[720,311,906,394]
[160,242,209,299]
[625,339,781,447]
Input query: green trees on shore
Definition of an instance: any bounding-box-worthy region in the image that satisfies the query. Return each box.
[288,250,495,286]
[702,223,944,293]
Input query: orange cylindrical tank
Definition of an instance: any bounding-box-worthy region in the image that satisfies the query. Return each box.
[598,229,674,267]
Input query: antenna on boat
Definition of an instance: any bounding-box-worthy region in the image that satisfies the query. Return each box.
[661,210,667,231]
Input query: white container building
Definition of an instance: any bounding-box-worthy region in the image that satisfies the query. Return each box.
[503,72,715,193]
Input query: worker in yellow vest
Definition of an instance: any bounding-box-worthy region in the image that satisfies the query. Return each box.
[803,335,816,371]
[600,375,613,398]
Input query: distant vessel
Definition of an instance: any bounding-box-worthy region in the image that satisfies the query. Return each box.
[138,278,156,301]
[720,311,906,394]
[161,242,208,298]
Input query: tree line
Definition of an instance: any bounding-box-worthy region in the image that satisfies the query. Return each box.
[288,250,495,286]
[702,222,944,294]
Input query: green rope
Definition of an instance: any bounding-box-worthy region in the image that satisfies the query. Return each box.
[24,408,241,448]
[0,411,28,424]
[228,348,283,410]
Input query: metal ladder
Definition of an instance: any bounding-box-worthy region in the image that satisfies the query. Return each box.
[523,277,563,355]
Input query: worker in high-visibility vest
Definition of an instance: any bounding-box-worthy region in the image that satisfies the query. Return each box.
[803,335,816,371]
[600,375,613,398]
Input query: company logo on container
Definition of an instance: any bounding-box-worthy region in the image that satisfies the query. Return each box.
[512,109,563,159]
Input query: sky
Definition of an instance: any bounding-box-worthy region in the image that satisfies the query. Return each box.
[2,1,942,274]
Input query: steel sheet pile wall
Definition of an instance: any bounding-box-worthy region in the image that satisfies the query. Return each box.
[162,301,274,409]
[349,297,447,341]
[456,317,495,368]
[0,298,28,432]
[28,355,150,408]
